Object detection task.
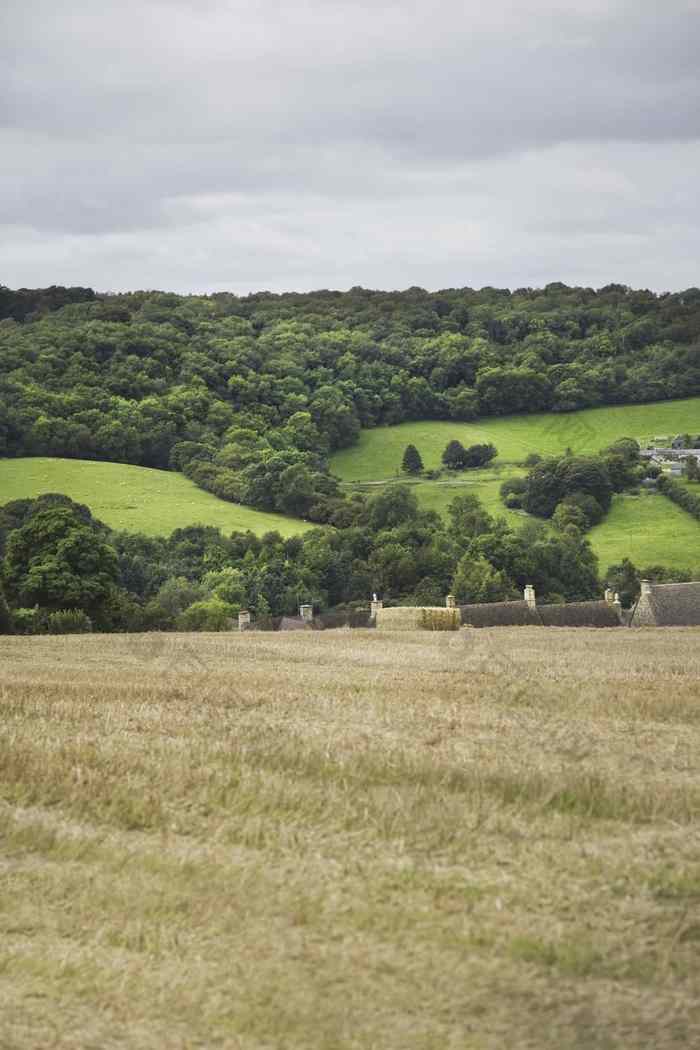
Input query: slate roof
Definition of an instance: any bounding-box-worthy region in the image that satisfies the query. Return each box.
[632,582,700,626]
[278,616,312,631]
[459,600,540,627]
[460,599,621,628]
[536,601,621,627]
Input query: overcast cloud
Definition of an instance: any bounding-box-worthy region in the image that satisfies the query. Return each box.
[1,0,699,294]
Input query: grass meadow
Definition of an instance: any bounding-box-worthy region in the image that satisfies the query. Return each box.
[0,457,306,537]
[2,628,700,1049]
[332,398,700,572]
[589,491,700,573]
[330,397,700,482]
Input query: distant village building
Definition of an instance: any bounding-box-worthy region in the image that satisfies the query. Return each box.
[629,581,700,627]
[459,586,622,628]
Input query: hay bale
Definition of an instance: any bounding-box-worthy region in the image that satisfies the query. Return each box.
[375,606,462,631]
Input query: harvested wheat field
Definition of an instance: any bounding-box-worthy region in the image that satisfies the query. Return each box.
[1,628,700,1050]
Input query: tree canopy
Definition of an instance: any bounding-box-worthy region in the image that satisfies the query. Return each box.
[2,281,700,518]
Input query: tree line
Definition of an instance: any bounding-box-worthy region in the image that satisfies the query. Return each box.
[1,481,695,635]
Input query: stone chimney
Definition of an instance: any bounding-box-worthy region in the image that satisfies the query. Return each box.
[640,579,652,597]
[370,597,383,620]
[299,603,314,623]
[613,593,622,613]
[446,594,456,609]
[238,610,251,631]
[524,584,536,609]
[604,588,616,603]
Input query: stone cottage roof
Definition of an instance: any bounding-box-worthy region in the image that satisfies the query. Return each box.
[278,616,311,631]
[459,600,540,627]
[631,582,700,626]
[460,598,621,628]
[536,601,621,627]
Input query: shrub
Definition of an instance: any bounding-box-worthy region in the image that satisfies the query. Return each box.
[11,607,47,635]
[552,492,605,531]
[500,477,527,508]
[47,609,93,634]
[463,442,497,468]
[176,597,236,632]
[419,608,460,631]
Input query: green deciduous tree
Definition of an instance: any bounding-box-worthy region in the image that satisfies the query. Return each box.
[442,440,468,470]
[2,499,119,619]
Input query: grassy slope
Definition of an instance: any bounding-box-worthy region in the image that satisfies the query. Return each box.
[589,491,700,573]
[331,397,700,481]
[0,457,306,538]
[350,467,526,527]
[2,629,700,1050]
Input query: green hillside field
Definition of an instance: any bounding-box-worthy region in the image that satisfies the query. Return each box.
[0,458,306,538]
[589,491,700,574]
[330,397,700,481]
[331,398,700,573]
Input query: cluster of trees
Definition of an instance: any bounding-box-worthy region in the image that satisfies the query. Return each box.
[400,440,497,475]
[442,440,497,470]
[501,439,642,531]
[1,487,619,633]
[2,282,700,518]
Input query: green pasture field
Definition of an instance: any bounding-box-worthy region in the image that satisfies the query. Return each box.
[330,397,700,481]
[333,398,700,572]
[0,457,306,538]
[589,490,700,573]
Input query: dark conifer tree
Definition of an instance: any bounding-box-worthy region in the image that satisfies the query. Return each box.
[401,444,423,474]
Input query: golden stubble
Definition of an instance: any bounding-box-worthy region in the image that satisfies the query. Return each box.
[1,627,699,1049]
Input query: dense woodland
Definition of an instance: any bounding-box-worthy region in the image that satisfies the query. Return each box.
[2,282,700,632]
[2,282,700,522]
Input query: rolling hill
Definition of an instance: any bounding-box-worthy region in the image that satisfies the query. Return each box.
[0,458,307,538]
[331,397,700,573]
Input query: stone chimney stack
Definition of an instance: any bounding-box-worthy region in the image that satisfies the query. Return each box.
[604,588,614,603]
[370,597,383,620]
[299,604,314,623]
[238,610,251,631]
[446,594,456,609]
[524,584,536,609]
[640,579,652,597]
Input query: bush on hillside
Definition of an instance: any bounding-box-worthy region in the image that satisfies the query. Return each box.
[47,609,93,634]
[176,597,236,632]
[11,607,47,635]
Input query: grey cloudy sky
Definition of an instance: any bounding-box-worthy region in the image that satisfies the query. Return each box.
[1,0,699,294]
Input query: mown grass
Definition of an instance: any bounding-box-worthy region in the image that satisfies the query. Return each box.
[0,457,306,537]
[589,490,700,573]
[330,397,700,481]
[2,628,700,1049]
